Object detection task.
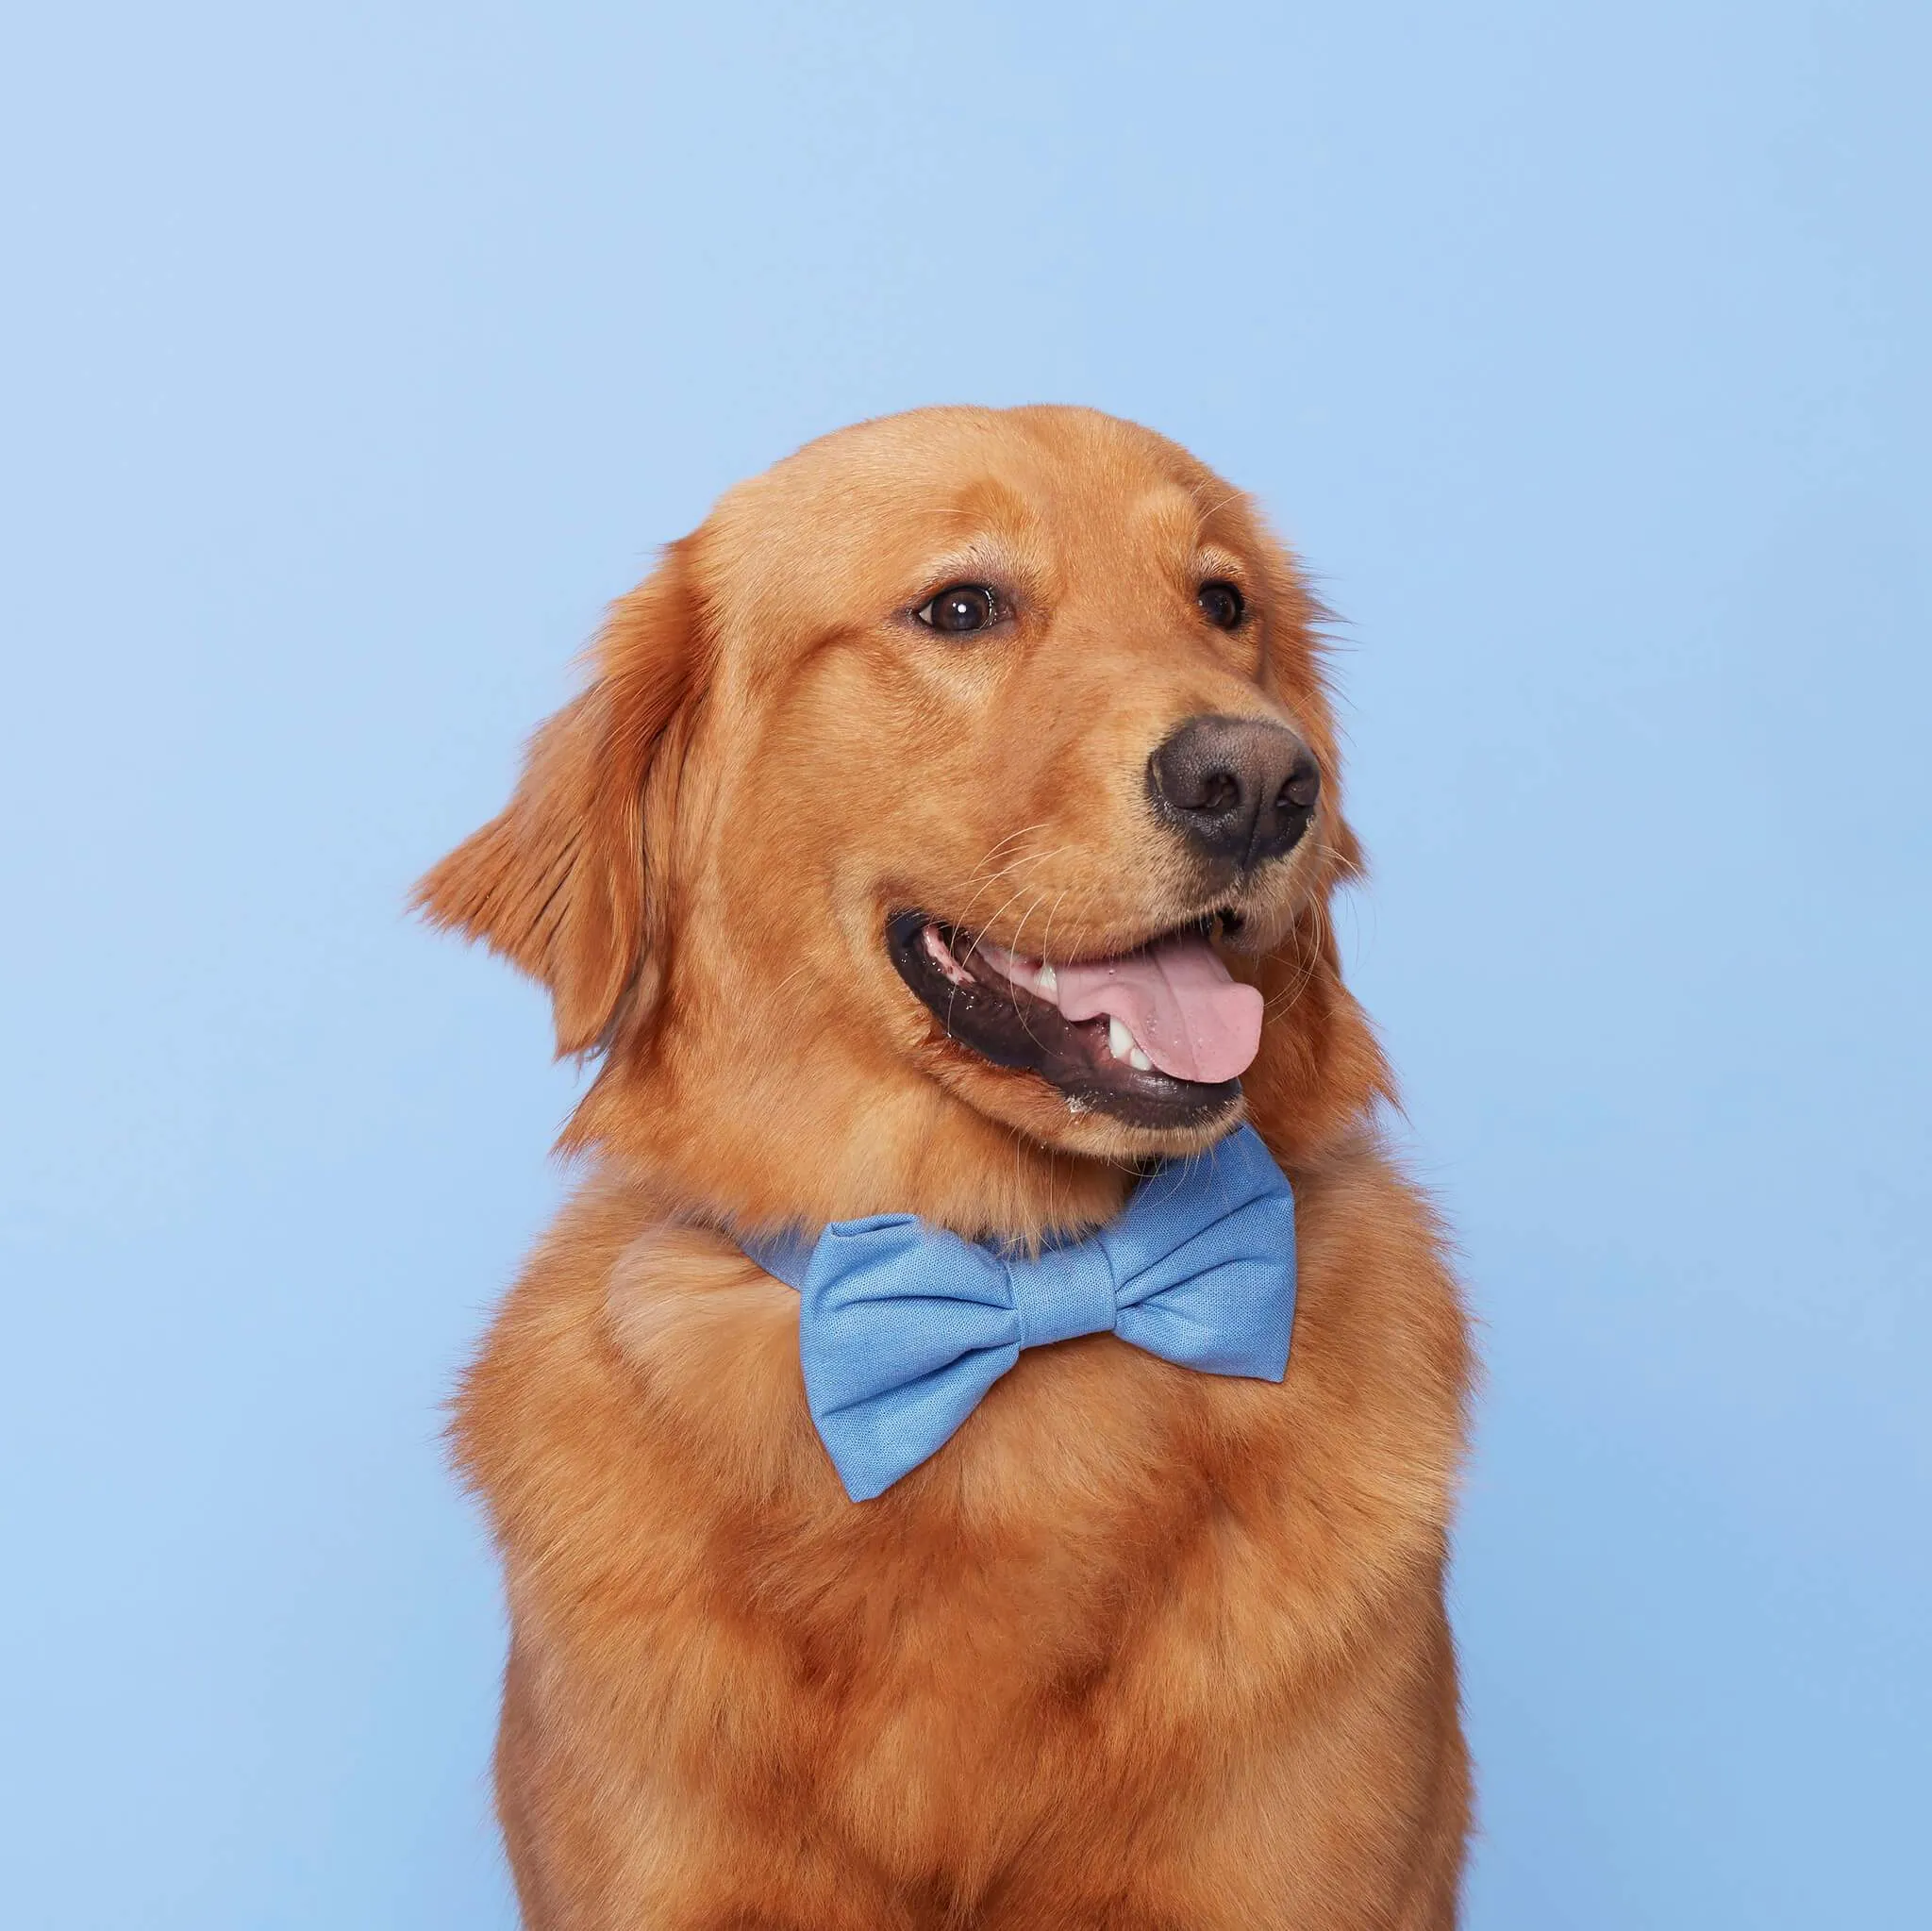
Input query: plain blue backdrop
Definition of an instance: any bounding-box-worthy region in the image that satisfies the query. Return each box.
[3,3,1925,1925]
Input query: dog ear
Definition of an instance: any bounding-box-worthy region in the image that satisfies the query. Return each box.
[1239,529,1396,1157]
[1244,885,1393,1163]
[413,544,701,1057]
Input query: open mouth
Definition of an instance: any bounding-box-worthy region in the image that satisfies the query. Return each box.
[886,909,1264,1129]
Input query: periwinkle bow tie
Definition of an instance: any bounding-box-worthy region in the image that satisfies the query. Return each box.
[740,1125,1296,1501]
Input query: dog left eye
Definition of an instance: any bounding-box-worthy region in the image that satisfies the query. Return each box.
[1198,581,1245,629]
[915,585,1001,635]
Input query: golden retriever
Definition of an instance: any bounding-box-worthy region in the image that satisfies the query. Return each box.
[417,405,1473,1928]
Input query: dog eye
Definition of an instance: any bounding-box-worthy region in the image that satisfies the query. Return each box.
[1198,581,1245,629]
[915,585,1001,635]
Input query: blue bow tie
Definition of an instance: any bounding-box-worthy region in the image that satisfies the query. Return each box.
[740,1125,1296,1501]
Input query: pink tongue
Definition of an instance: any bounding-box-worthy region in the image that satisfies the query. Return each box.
[1054,934,1264,1084]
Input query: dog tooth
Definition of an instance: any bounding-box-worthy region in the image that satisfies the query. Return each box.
[1108,1016,1134,1059]
[1037,963,1058,996]
[1128,1047,1154,1072]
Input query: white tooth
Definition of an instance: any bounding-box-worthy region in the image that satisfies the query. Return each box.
[1108,1016,1134,1059]
[1036,963,1058,996]
[1128,1048,1154,1072]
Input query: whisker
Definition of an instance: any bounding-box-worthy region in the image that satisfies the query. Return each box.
[950,845,1073,935]
[944,824,1057,922]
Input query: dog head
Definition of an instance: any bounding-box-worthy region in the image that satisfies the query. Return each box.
[417,407,1389,1235]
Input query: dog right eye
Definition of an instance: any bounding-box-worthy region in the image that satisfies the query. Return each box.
[915,585,1001,635]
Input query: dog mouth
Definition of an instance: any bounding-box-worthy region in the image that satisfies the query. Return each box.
[886,909,1263,1129]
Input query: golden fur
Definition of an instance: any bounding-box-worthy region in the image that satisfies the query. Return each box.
[418,406,1474,1927]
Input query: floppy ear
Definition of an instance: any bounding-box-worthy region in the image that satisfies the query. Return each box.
[1245,881,1393,1162]
[413,545,700,1057]
[1241,528,1396,1157]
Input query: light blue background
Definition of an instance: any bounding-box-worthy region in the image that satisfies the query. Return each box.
[3,4,1925,1925]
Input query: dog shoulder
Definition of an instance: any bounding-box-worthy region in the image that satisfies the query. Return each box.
[451,1182,834,1609]
[1274,1130,1474,1559]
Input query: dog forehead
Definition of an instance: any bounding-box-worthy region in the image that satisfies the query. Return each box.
[691,407,1241,643]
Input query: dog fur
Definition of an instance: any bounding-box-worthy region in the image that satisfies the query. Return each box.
[417,406,1473,1928]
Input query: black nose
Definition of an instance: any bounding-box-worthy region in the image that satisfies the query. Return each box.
[1147,714,1321,868]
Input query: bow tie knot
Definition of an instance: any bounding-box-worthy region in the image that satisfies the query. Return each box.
[1009,1240,1118,1349]
[741,1124,1297,1501]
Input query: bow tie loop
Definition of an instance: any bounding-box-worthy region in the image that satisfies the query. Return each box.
[741,1125,1296,1501]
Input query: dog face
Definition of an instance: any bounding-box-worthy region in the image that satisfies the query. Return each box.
[419,408,1381,1232]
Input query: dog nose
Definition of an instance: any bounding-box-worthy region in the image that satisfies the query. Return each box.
[1147,714,1321,868]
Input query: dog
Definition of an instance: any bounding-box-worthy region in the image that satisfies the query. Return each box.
[417,405,1473,1928]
